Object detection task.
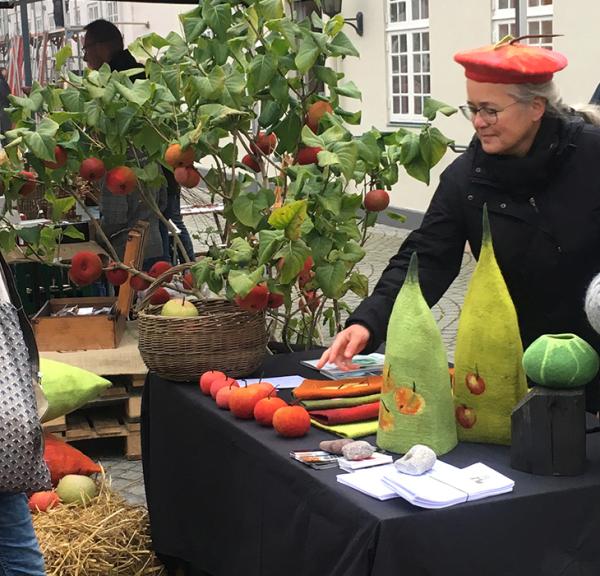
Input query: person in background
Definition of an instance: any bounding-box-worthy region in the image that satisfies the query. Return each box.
[0,67,12,135]
[82,19,165,268]
[162,169,195,264]
[319,38,600,411]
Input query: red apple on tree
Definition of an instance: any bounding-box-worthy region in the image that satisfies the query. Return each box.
[105,262,128,286]
[174,166,201,188]
[251,131,277,155]
[129,275,151,292]
[68,251,103,286]
[267,291,284,309]
[149,260,174,281]
[305,100,333,133]
[43,146,68,170]
[295,147,322,166]
[79,157,106,181]
[364,189,390,212]
[106,166,138,195]
[455,404,477,429]
[165,143,195,168]
[16,171,37,196]
[241,153,261,172]
[149,287,171,305]
[234,284,269,312]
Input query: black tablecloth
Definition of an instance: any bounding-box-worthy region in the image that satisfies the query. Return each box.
[141,351,600,576]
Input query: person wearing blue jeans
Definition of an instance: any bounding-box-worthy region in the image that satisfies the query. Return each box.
[161,168,195,265]
[0,493,45,575]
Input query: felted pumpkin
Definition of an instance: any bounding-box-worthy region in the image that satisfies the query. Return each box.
[376,252,457,456]
[522,334,599,388]
[453,206,528,445]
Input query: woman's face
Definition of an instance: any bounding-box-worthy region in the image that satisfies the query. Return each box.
[466,79,546,157]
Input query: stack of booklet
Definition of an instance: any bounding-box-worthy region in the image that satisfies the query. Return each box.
[301,353,385,380]
[337,460,514,508]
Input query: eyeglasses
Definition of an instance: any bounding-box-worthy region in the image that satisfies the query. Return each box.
[82,42,98,54]
[459,100,522,124]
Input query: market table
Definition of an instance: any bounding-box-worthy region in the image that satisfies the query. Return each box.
[141,351,600,576]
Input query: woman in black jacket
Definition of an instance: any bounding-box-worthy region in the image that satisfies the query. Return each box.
[320,39,600,410]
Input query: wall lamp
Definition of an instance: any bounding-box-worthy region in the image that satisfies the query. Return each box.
[322,0,363,37]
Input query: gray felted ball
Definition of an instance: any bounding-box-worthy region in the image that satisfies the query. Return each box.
[585,272,600,335]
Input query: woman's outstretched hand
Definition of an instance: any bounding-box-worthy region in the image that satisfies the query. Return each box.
[316,324,371,370]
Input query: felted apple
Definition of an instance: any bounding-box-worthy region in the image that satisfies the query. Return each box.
[305,100,333,133]
[68,251,103,286]
[455,404,477,429]
[79,157,106,181]
[174,166,201,188]
[364,189,390,212]
[210,375,239,399]
[251,131,277,155]
[149,260,174,281]
[295,147,322,166]
[241,153,261,172]
[267,292,284,309]
[165,143,195,168]
[272,405,311,437]
[149,287,170,305]
[106,166,138,195]
[28,491,60,513]
[394,382,425,415]
[465,370,486,395]
[43,145,68,170]
[229,383,274,419]
[254,396,288,427]
[16,170,37,196]
[105,262,128,286]
[199,370,227,395]
[215,382,241,409]
[183,271,194,289]
[234,284,269,312]
[129,275,151,291]
[161,298,199,317]
[299,290,320,313]
[298,256,314,288]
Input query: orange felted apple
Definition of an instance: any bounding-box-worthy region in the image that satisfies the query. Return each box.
[295,147,322,166]
[272,405,311,437]
[68,251,103,286]
[241,153,261,172]
[129,275,151,292]
[234,284,269,312]
[305,100,333,133]
[364,189,390,212]
[79,157,106,182]
[43,145,68,170]
[165,143,195,168]
[210,375,239,399]
[149,260,174,281]
[28,491,60,513]
[215,382,241,409]
[149,287,170,305]
[106,166,138,195]
[251,131,278,155]
[16,171,37,196]
[174,166,201,188]
[229,384,274,419]
[105,262,128,286]
[199,370,227,395]
[254,396,288,427]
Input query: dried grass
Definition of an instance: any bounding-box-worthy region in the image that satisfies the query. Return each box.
[32,470,165,576]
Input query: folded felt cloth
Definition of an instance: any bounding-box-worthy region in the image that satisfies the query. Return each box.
[309,402,380,425]
[301,393,381,411]
[293,376,382,400]
[310,419,378,439]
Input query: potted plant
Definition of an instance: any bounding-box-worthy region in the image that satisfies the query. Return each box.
[0,0,455,374]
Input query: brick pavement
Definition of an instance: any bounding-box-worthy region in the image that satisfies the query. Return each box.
[102,222,475,506]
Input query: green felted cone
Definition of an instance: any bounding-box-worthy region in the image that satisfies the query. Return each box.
[376,252,457,456]
[522,333,600,388]
[454,207,528,445]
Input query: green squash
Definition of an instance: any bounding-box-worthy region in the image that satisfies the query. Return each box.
[522,333,599,388]
[377,252,457,456]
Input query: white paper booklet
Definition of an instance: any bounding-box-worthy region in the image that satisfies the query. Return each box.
[301,353,385,380]
[338,452,394,472]
[336,464,399,501]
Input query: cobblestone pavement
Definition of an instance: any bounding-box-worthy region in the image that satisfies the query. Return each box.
[102,221,476,506]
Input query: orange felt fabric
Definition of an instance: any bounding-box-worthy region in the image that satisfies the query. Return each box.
[43,433,102,486]
[293,376,382,400]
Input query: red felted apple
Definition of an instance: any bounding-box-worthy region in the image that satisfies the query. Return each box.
[229,383,274,419]
[254,396,288,427]
[364,189,390,212]
[106,166,138,195]
[183,271,194,289]
[165,143,195,168]
[16,171,37,196]
[215,381,241,409]
[465,371,486,395]
[129,275,151,292]
[173,166,201,188]
[298,256,315,288]
[455,404,477,429]
[105,262,128,286]
[210,375,239,399]
[241,153,261,172]
[267,292,284,309]
[234,284,269,312]
[28,491,60,513]
[299,290,320,313]
[272,405,311,437]
[149,287,170,305]
[149,260,174,281]
[199,370,227,395]
[43,146,68,170]
[251,131,278,155]
[295,147,322,165]
[68,251,103,286]
[305,100,333,133]
[79,157,106,182]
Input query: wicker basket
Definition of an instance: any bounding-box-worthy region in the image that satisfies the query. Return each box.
[137,299,268,381]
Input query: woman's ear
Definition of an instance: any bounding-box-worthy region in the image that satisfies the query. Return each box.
[531,96,547,121]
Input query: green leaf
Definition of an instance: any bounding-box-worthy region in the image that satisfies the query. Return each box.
[202,2,232,37]
[316,150,339,167]
[328,31,359,57]
[404,154,430,184]
[195,66,226,100]
[162,67,181,100]
[181,16,206,43]
[248,54,277,94]
[24,132,55,162]
[315,261,346,299]
[59,89,84,113]
[258,229,285,266]
[331,141,358,180]
[191,258,214,289]
[333,81,361,100]
[313,65,339,87]
[324,14,345,36]
[387,211,407,223]
[232,189,273,229]
[62,225,85,240]
[268,200,308,241]
[422,97,457,121]
[228,267,265,297]
[258,100,284,128]
[346,271,368,298]
[0,229,16,253]
[50,197,76,221]
[339,240,365,264]
[307,233,333,264]
[114,80,152,107]
[400,131,420,165]
[37,118,59,138]
[321,124,349,146]
[54,45,72,71]
[274,239,310,284]
[16,225,41,246]
[257,0,284,20]
[295,37,320,74]
[266,18,298,50]
[269,74,289,105]
[300,125,325,148]
[420,126,454,168]
[274,112,302,154]
[356,132,381,166]
[226,237,254,265]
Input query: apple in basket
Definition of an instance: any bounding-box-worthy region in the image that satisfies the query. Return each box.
[160,298,199,317]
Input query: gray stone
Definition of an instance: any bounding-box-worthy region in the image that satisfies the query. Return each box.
[394,444,437,475]
[342,440,376,461]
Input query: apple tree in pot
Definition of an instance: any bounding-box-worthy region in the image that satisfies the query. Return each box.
[0,0,455,349]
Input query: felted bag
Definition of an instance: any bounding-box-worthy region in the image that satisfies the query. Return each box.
[0,251,51,493]
[376,253,457,456]
[453,207,528,444]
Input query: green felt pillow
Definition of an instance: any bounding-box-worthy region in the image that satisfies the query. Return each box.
[39,358,111,422]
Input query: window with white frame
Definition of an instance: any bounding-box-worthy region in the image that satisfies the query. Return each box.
[386,0,430,121]
[88,2,100,22]
[492,0,553,49]
[105,2,119,23]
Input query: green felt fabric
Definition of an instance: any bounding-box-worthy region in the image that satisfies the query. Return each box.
[39,358,111,422]
[301,393,380,410]
[310,419,378,439]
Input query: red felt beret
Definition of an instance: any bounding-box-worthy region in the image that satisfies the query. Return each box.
[454,41,567,84]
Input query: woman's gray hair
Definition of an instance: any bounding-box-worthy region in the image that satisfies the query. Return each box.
[507,81,570,117]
